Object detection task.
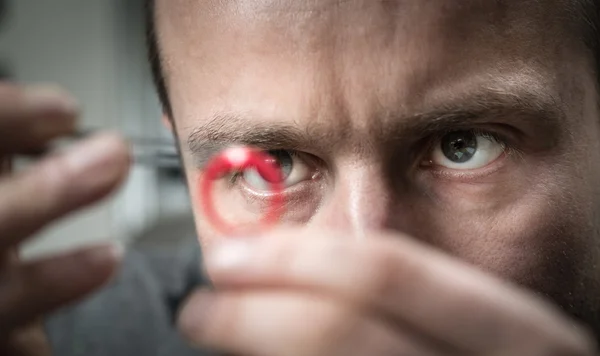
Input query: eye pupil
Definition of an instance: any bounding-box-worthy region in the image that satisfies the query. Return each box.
[441,131,477,163]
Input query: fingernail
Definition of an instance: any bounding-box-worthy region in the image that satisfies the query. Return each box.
[63,133,128,176]
[108,242,125,260]
[86,243,125,265]
[25,86,78,114]
[207,240,256,271]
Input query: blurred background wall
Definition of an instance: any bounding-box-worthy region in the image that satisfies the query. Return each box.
[0,0,195,257]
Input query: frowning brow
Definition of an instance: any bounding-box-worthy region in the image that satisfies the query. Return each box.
[186,116,337,168]
[186,89,566,168]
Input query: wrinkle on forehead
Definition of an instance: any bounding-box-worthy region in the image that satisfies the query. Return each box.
[156,0,583,76]
[155,0,591,133]
[159,0,574,14]
[157,0,580,31]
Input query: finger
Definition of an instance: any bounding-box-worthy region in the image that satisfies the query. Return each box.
[1,321,52,356]
[0,155,11,174]
[0,244,122,334]
[178,290,443,356]
[0,83,78,154]
[0,132,130,250]
[204,229,596,354]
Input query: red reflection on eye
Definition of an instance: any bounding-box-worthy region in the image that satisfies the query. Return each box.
[199,146,285,236]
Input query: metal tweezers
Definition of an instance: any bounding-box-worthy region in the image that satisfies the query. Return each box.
[32,128,183,170]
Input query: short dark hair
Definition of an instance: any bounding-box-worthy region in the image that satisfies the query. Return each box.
[145,0,600,117]
[145,0,172,116]
[580,1,600,86]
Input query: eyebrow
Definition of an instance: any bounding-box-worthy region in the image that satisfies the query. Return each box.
[186,88,566,168]
[399,89,566,140]
[187,117,328,168]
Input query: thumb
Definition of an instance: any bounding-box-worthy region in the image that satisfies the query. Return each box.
[0,320,51,356]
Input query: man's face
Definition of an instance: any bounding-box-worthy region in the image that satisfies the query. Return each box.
[156,0,600,323]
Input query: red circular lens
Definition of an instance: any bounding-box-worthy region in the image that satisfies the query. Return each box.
[199,147,285,235]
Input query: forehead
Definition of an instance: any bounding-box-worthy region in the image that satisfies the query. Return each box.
[156,0,578,35]
[154,0,588,126]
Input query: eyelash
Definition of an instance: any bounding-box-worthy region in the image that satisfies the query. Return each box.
[430,128,501,145]
[226,149,301,186]
[419,128,517,160]
[223,128,519,188]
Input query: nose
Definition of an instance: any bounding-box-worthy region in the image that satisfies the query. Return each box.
[310,163,394,236]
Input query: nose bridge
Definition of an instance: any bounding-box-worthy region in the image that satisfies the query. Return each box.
[312,162,393,235]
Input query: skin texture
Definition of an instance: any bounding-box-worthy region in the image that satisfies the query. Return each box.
[8,0,600,354]
[154,0,600,354]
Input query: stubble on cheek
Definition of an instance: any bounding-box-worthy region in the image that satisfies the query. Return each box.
[412,161,597,314]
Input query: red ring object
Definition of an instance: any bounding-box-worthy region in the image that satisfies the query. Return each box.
[199,146,285,236]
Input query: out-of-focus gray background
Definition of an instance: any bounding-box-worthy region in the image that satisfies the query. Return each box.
[0,0,196,257]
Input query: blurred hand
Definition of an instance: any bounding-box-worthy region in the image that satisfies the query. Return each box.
[0,83,130,355]
[179,228,597,356]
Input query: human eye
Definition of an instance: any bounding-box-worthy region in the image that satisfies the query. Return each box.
[230,149,320,194]
[421,130,508,171]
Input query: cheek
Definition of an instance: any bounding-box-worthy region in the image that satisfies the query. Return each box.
[185,162,320,249]
[408,166,595,300]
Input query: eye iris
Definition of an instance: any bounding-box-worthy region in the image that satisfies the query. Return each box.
[441,131,477,163]
[266,150,293,180]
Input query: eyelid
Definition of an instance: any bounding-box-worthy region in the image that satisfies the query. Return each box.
[430,127,512,144]
[415,126,518,168]
[227,149,322,189]
[418,126,517,154]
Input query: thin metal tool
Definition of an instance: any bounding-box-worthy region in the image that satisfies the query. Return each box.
[33,128,181,169]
